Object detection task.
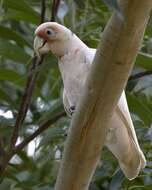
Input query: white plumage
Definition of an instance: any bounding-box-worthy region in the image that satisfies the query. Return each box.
[34,22,146,179]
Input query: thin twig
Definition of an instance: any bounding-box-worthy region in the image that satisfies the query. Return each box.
[10,0,46,150]
[10,57,43,149]
[0,0,64,177]
[12,0,62,152]
[51,0,61,21]
[10,0,62,151]
[0,139,5,158]
[129,70,152,81]
[41,0,46,23]
[14,111,66,153]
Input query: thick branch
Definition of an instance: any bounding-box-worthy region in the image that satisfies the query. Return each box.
[55,1,152,190]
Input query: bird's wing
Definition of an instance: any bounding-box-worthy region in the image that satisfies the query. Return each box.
[60,46,146,179]
[106,91,146,179]
[87,48,146,179]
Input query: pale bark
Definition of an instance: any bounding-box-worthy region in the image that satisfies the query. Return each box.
[55,1,152,190]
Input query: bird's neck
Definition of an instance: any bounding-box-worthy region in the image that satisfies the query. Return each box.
[54,34,88,59]
[68,34,88,52]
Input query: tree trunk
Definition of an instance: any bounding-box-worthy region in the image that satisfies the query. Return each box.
[55,1,152,190]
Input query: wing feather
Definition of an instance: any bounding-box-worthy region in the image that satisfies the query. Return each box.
[106,91,146,179]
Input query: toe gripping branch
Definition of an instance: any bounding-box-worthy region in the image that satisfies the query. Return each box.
[69,106,76,116]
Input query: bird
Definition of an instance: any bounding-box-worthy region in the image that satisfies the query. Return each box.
[34,22,146,180]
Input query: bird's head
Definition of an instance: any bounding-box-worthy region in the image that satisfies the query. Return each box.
[34,22,72,58]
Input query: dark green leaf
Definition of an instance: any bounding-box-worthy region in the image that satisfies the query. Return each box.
[4,0,40,23]
[0,68,22,82]
[37,127,64,149]
[0,88,13,103]
[136,52,152,70]
[34,186,54,190]
[128,184,152,190]
[102,0,121,15]
[109,169,124,190]
[37,99,64,124]
[3,10,40,24]
[0,40,31,64]
[126,93,152,126]
[0,25,32,48]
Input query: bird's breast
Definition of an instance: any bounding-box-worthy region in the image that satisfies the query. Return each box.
[58,53,90,107]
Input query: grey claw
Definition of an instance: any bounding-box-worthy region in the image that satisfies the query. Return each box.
[69,106,75,115]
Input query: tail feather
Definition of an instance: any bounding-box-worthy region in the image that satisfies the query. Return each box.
[105,92,146,180]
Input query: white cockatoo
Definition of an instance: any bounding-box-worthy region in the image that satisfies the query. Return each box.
[34,22,146,180]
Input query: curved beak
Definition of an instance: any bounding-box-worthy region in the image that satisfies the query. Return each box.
[34,36,47,58]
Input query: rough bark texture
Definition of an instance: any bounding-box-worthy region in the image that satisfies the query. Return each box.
[55,1,152,190]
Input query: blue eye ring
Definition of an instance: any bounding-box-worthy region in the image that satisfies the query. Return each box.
[46,29,52,35]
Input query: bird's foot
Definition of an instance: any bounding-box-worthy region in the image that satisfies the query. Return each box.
[69,106,75,116]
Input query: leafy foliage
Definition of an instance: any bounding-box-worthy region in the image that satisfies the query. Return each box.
[0,0,152,189]
[102,0,120,13]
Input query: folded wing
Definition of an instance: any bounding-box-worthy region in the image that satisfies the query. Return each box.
[105,91,146,179]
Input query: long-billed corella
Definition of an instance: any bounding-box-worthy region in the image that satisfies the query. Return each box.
[34,22,146,180]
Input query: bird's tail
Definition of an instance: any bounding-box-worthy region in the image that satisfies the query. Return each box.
[105,106,146,180]
[118,137,146,180]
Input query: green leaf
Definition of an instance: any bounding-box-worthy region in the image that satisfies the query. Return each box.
[15,178,39,188]
[4,0,40,23]
[3,10,39,24]
[34,186,54,190]
[109,169,124,190]
[0,116,14,127]
[37,99,64,124]
[102,0,121,15]
[126,93,152,126]
[0,40,31,64]
[128,185,152,190]
[145,24,152,36]
[89,184,100,190]
[0,88,13,104]
[0,69,21,82]
[0,25,32,48]
[37,127,64,150]
[136,52,152,70]
[0,179,11,190]
[0,68,26,87]
[4,169,20,183]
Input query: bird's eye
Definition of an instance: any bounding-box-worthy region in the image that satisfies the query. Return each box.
[46,29,53,36]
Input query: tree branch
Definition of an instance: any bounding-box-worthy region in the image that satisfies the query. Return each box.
[0,0,63,177]
[10,0,61,151]
[129,70,152,81]
[10,0,47,150]
[41,0,46,23]
[54,1,152,190]
[10,0,61,149]
[10,0,48,150]
[0,139,5,156]
[51,0,61,22]
[14,111,66,154]
[10,0,61,150]
[10,56,43,149]
[0,139,6,166]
